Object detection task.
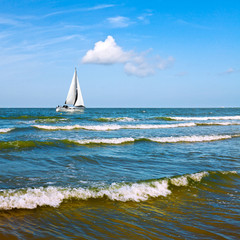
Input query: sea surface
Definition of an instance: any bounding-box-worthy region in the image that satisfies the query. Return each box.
[0,108,239,239]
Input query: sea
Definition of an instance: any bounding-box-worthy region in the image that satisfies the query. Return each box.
[0,108,239,239]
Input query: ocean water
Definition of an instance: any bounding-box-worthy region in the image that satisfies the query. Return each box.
[0,108,239,239]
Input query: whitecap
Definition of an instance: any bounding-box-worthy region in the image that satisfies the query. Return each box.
[0,171,237,210]
[168,116,240,121]
[32,122,196,131]
[170,172,209,186]
[149,135,232,143]
[94,117,135,122]
[72,137,135,145]
[0,128,14,133]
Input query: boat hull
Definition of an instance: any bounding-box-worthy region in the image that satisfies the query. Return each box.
[56,106,85,112]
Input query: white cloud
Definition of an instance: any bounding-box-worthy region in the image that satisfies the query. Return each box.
[225,68,234,74]
[157,56,175,70]
[137,13,153,24]
[82,36,174,77]
[44,4,115,18]
[124,62,154,77]
[0,16,22,26]
[82,35,132,64]
[220,68,238,75]
[23,35,83,51]
[176,19,210,30]
[107,16,131,28]
[88,4,115,11]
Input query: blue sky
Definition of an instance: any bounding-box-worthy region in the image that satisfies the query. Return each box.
[0,0,239,107]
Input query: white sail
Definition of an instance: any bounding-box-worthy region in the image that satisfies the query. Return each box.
[56,68,85,112]
[65,69,77,105]
[74,74,84,107]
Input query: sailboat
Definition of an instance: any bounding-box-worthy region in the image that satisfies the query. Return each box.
[56,68,85,112]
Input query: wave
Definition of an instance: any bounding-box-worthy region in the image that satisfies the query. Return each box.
[32,122,196,131]
[153,117,177,121]
[93,117,135,122]
[69,135,235,145]
[163,116,240,121]
[68,137,135,145]
[0,140,57,150]
[0,115,64,120]
[34,118,68,123]
[32,121,240,131]
[1,134,236,150]
[0,171,237,210]
[148,135,233,143]
[196,122,240,126]
[0,115,68,123]
[0,128,14,133]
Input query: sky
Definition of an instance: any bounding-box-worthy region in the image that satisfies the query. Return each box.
[0,0,239,107]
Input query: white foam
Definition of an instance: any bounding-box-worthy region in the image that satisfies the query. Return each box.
[72,137,135,145]
[117,117,135,122]
[34,118,68,123]
[0,180,171,210]
[0,128,14,133]
[96,117,135,122]
[189,171,209,181]
[124,123,196,129]
[33,122,196,131]
[198,122,240,126]
[169,116,240,121]
[221,171,238,175]
[0,171,236,210]
[65,134,233,146]
[33,124,121,131]
[170,172,209,186]
[149,135,232,143]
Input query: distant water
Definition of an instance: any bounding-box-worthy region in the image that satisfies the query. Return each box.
[0,108,239,239]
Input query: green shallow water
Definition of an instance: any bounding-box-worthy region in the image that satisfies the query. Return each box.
[0,108,239,239]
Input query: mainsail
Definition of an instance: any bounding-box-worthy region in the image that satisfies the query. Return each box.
[65,68,84,107]
[74,74,84,107]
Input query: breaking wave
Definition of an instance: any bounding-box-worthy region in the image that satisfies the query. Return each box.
[1,134,237,150]
[93,117,135,122]
[68,137,135,145]
[68,135,235,145]
[163,116,240,121]
[69,135,236,145]
[0,171,237,210]
[32,122,196,131]
[34,118,68,123]
[148,135,233,143]
[32,121,240,131]
[0,128,14,133]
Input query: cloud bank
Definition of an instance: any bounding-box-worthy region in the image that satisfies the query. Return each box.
[82,36,174,77]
